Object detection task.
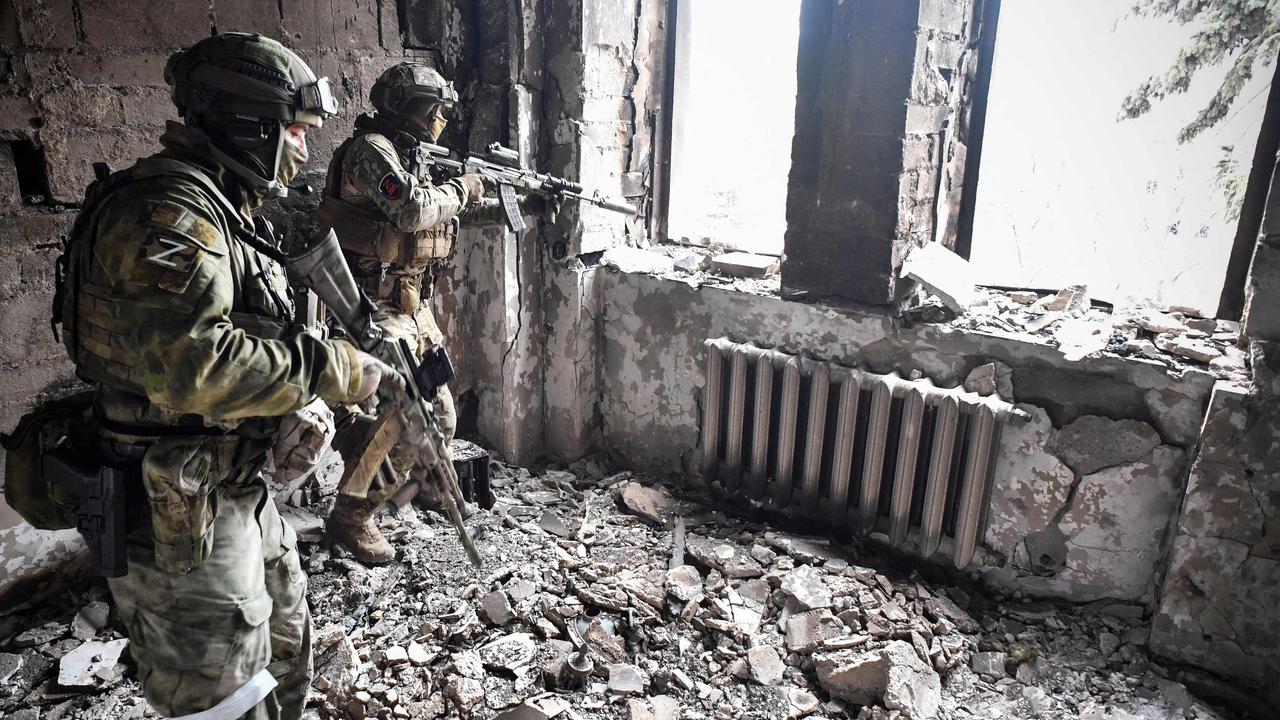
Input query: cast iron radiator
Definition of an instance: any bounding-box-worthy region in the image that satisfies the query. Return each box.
[699,338,1030,569]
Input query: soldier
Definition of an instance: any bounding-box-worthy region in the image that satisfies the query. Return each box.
[55,33,402,719]
[318,62,492,565]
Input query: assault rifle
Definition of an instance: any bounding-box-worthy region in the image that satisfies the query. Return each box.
[288,228,482,568]
[419,142,638,233]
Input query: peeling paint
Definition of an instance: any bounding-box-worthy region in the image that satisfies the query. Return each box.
[1152,381,1280,690]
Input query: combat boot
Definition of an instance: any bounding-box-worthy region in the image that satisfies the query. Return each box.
[326,495,394,565]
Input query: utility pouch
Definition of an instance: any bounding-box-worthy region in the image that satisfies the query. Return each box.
[140,435,238,575]
[0,390,95,531]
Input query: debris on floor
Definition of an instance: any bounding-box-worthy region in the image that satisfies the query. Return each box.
[0,459,1251,720]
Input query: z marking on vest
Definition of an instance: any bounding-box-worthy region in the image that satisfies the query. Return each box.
[139,234,201,276]
[146,237,188,268]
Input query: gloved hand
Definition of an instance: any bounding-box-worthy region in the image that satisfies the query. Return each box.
[352,349,406,404]
[458,173,496,204]
[273,398,336,485]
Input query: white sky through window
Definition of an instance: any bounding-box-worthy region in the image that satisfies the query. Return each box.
[667,0,801,256]
[971,0,1272,312]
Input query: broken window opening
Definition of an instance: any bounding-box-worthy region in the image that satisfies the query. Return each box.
[8,138,51,205]
[968,0,1273,314]
[662,0,800,257]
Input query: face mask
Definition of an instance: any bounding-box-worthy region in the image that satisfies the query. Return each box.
[426,116,447,143]
[276,134,309,187]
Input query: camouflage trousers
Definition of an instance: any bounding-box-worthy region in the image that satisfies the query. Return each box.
[108,479,312,719]
[335,298,455,505]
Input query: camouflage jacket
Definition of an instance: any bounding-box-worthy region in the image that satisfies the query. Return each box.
[320,118,470,275]
[63,121,365,436]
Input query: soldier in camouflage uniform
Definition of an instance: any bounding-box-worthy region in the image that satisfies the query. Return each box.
[56,33,403,719]
[318,62,491,565]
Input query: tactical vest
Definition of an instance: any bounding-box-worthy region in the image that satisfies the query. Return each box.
[55,157,296,419]
[316,118,457,311]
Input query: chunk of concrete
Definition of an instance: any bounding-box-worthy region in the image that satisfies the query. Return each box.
[685,536,764,578]
[481,590,516,626]
[1044,284,1089,314]
[921,596,979,634]
[814,641,941,719]
[616,481,677,526]
[787,688,821,717]
[607,663,647,695]
[603,247,677,275]
[71,601,110,641]
[1049,415,1162,476]
[1155,335,1222,364]
[780,564,833,610]
[650,695,681,720]
[672,251,709,273]
[314,624,358,694]
[665,565,703,602]
[900,242,973,313]
[709,251,780,278]
[57,638,128,688]
[478,633,538,671]
[785,609,846,653]
[970,650,1007,678]
[963,361,1014,401]
[446,676,485,710]
[1137,310,1186,335]
[0,652,22,684]
[627,698,655,720]
[746,645,785,685]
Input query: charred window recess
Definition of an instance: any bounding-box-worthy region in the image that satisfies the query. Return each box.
[663,0,800,257]
[9,139,51,206]
[397,0,442,51]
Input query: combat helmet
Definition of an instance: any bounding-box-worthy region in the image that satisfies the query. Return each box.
[369,62,458,141]
[165,32,337,197]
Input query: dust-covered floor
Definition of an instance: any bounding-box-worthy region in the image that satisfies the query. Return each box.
[0,455,1262,720]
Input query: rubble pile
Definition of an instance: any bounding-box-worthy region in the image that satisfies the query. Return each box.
[0,461,1250,720]
[949,287,1247,382]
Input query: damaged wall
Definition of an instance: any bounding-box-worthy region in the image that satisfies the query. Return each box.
[595,269,1211,605]
[1148,148,1280,702]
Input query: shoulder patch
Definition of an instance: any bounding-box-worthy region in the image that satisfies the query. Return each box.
[145,200,225,251]
[378,173,403,201]
[137,233,204,294]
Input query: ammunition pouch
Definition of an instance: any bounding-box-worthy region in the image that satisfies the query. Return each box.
[0,390,95,531]
[355,266,433,314]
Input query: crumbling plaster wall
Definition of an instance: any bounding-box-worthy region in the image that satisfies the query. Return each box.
[596,269,1212,607]
[1147,150,1280,701]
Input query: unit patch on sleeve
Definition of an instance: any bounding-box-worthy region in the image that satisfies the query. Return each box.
[378,173,403,201]
[138,233,205,294]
